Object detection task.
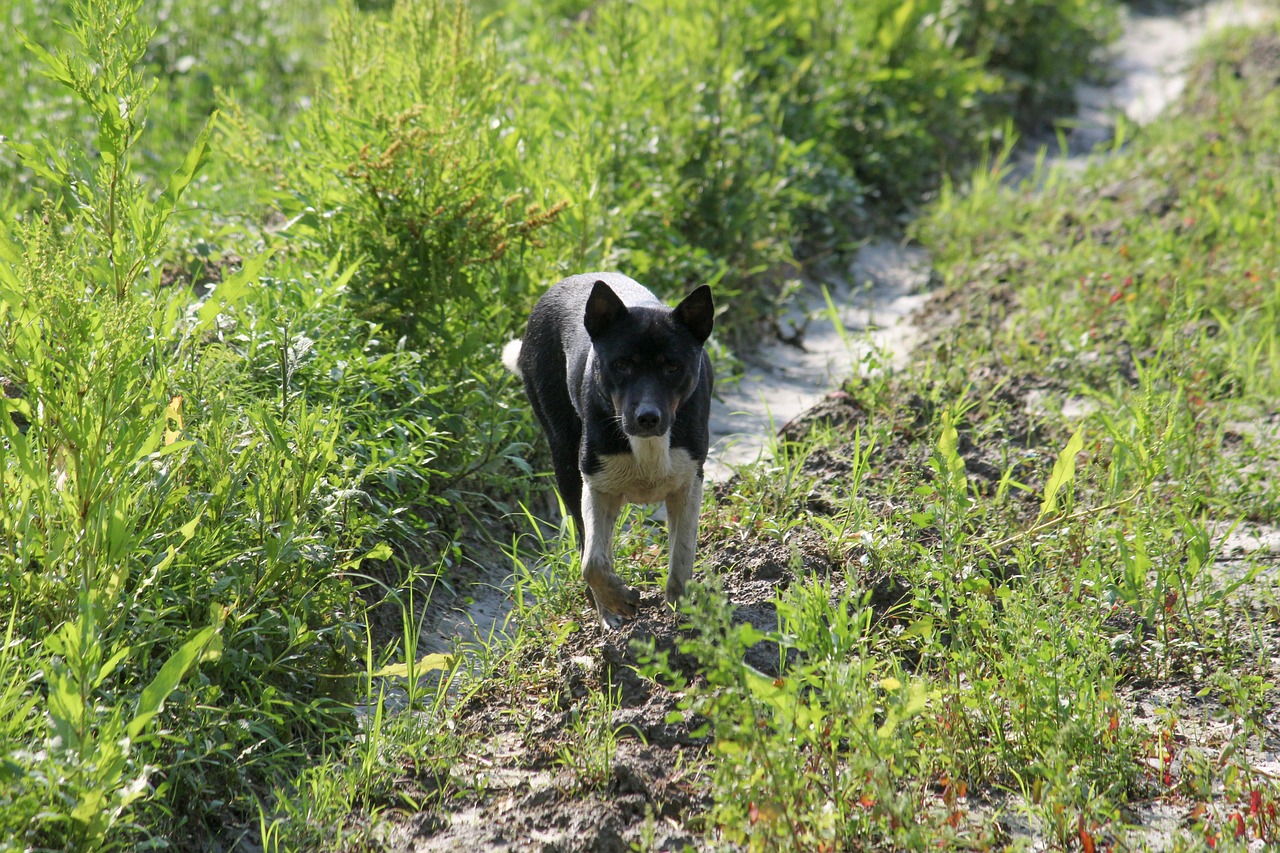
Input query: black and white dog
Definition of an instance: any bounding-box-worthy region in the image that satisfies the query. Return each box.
[503,272,714,627]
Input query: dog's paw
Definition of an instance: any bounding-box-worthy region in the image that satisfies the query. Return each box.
[664,576,687,604]
[586,575,640,629]
[596,605,632,631]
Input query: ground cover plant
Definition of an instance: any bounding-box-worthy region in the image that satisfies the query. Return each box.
[378,20,1280,853]
[0,0,1178,849]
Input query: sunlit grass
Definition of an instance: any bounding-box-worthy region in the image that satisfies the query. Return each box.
[9,0,1265,850]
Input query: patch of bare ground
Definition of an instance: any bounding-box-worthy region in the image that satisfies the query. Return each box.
[380,519,925,850]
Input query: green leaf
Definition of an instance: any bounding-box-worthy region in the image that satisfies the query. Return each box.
[744,666,791,713]
[901,615,934,640]
[332,256,363,292]
[178,508,204,541]
[96,95,124,168]
[374,653,456,679]
[47,672,84,749]
[1039,426,1085,520]
[70,787,109,829]
[92,644,133,691]
[195,249,272,331]
[876,709,901,739]
[160,114,215,212]
[127,625,218,740]
[902,682,934,718]
[5,140,68,187]
[736,624,768,647]
[363,542,393,562]
[938,413,965,481]
[148,508,206,577]
[0,229,26,288]
[713,739,743,756]
[16,32,75,90]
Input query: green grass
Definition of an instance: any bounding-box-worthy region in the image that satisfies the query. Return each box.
[657,21,1280,850]
[446,17,1280,853]
[8,0,1244,849]
[0,0,329,214]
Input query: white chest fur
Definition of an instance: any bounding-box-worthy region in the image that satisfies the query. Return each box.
[585,436,699,504]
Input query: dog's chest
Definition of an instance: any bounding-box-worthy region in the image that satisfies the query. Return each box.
[587,438,698,504]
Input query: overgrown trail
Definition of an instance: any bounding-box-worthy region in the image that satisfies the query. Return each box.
[707,0,1275,482]
[409,0,1271,705]
[384,3,1280,851]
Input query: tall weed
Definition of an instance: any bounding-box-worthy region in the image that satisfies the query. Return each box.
[0,4,376,845]
[222,0,563,360]
[0,0,326,216]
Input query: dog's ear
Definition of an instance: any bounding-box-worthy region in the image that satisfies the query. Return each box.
[673,285,714,344]
[584,280,628,340]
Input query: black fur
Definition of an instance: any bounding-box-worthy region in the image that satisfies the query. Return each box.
[509,272,714,625]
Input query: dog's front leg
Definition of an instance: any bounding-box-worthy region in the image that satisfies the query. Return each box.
[581,482,639,628]
[664,477,703,603]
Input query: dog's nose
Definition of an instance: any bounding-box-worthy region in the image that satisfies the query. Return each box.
[635,405,662,432]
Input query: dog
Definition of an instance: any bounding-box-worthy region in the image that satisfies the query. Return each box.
[503,272,715,628]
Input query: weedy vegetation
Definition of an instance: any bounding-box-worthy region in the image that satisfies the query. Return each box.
[4,0,1276,851]
[640,20,1280,851]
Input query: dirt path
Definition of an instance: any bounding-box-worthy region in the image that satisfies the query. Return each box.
[380,3,1278,849]
[404,0,1276,715]
[1081,0,1275,128]
[708,0,1277,482]
[704,242,934,481]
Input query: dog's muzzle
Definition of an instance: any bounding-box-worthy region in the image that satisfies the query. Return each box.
[628,402,665,436]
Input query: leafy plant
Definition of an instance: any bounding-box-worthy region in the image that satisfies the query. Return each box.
[221,0,565,361]
[10,0,213,301]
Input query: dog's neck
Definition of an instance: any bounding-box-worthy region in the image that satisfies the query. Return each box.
[628,433,672,476]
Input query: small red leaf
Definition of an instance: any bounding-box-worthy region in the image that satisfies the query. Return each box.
[1079,815,1096,853]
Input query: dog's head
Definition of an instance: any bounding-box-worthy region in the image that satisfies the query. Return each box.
[584,280,714,439]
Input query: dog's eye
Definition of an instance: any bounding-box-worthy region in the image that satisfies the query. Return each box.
[663,362,682,375]
[612,359,633,374]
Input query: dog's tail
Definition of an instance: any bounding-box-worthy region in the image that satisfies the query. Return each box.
[501,339,523,377]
